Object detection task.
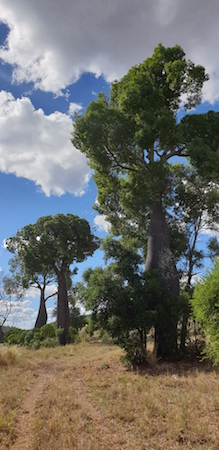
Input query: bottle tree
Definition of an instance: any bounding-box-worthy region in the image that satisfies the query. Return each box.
[6,214,98,344]
[5,253,57,329]
[73,44,208,357]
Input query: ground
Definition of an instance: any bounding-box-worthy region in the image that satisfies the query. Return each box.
[0,341,219,450]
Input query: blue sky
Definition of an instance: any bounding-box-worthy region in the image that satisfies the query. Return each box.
[0,0,219,328]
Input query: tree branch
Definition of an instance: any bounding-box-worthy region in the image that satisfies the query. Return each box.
[45,291,58,301]
[104,145,140,173]
[161,147,187,162]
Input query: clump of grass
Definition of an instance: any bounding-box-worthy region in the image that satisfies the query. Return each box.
[0,346,17,366]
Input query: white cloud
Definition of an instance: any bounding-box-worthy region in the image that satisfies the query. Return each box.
[2,299,37,329]
[24,284,57,301]
[0,91,91,196]
[94,214,111,233]
[200,227,219,237]
[2,298,56,329]
[1,1,219,102]
[68,102,83,116]
[200,211,219,237]
[2,239,7,249]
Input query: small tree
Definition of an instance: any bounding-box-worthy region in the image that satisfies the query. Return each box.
[6,214,99,344]
[192,260,219,365]
[76,237,169,361]
[0,274,16,341]
[5,254,57,329]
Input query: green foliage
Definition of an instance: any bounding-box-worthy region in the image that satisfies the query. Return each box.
[40,323,56,339]
[192,261,219,364]
[119,334,147,368]
[208,237,219,259]
[72,44,211,358]
[68,326,78,343]
[68,296,87,330]
[73,44,208,217]
[6,214,99,275]
[4,325,60,349]
[182,111,219,182]
[76,237,174,360]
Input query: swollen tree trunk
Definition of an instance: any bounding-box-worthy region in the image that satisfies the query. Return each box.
[35,288,47,328]
[145,201,179,358]
[57,269,69,345]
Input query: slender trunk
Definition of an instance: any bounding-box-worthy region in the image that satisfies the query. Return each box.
[57,269,69,345]
[145,201,179,358]
[180,309,190,351]
[0,325,4,342]
[180,216,202,351]
[35,288,47,328]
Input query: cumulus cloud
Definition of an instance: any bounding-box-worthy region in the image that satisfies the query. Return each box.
[2,298,37,329]
[94,214,111,233]
[24,284,57,300]
[0,1,219,101]
[0,91,91,196]
[68,102,83,116]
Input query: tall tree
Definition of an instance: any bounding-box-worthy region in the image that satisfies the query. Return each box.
[6,214,98,344]
[73,44,208,356]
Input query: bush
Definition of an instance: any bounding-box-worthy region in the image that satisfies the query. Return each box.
[40,337,58,348]
[119,332,147,368]
[68,326,78,343]
[192,260,219,365]
[4,328,26,346]
[4,325,59,349]
[40,324,56,339]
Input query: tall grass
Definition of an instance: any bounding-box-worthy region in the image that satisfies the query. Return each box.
[0,346,17,367]
[0,342,218,450]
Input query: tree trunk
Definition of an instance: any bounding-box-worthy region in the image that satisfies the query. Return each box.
[57,269,69,345]
[35,288,47,328]
[145,201,179,358]
[0,325,4,343]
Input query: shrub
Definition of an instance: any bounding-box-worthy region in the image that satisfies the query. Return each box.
[192,260,219,365]
[40,324,56,339]
[119,332,147,368]
[40,337,58,348]
[68,326,78,343]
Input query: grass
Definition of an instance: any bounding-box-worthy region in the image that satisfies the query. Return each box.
[0,342,218,449]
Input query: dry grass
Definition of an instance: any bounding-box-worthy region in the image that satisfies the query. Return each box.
[0,342,218,450]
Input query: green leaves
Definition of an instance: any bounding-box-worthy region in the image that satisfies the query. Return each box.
[6,214,99,283]
[192,261,219,364]
[182,111,219,181]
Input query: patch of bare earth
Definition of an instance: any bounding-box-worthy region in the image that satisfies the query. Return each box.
[12,364,61,450]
